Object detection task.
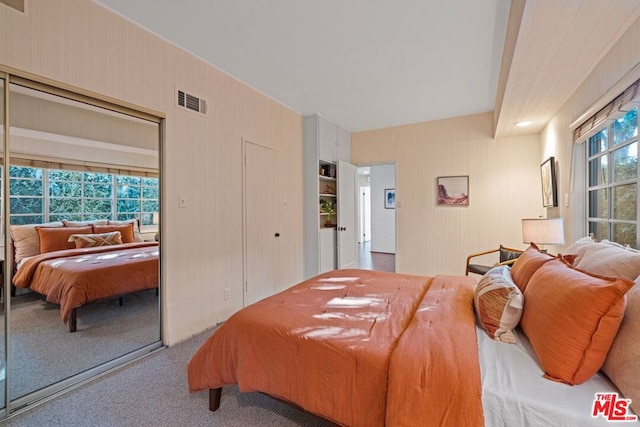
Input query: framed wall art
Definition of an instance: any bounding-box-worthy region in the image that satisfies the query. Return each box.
[541,157,558,208]
[437,176,469,206]
[384,188,396,209]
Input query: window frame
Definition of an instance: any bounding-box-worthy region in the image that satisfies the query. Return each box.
[5,165,158,229]
[585,107,639,247]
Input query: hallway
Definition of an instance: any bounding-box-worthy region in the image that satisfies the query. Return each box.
[356,241,395,272]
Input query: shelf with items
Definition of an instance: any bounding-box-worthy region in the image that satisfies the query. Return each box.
[318,159,337,229]
[319,197,336,228]
[318,161,336,179]
[303,114,352,278]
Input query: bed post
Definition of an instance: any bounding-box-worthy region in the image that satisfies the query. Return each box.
[209,388,222,411]
[69,308,77,333]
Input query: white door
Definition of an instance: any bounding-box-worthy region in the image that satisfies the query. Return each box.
[244,141,277,306]
[338,160,357,269]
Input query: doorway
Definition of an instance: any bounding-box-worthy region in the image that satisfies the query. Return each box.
[356,164,396,272]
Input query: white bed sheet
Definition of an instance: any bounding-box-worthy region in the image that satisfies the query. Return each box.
[478,325,639,426]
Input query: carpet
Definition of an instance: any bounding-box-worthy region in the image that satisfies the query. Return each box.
[1,289,159,400]
[3,327,335,426]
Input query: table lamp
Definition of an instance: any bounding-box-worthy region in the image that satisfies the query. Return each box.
[522,218,565,250]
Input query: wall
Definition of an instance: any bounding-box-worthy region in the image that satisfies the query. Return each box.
[0,1,304,345]
[540,16,640,248]
[352,112,541,276]
[369,164,396,253]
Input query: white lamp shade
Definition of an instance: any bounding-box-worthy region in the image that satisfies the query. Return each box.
[522,218,565,245]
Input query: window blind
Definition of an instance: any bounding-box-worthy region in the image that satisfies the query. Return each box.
[1,154,158,178]
[573,78,640,143]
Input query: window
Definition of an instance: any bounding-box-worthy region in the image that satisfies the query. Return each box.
[49,170,112,222]
[7,165,158,227]
[10,166,44,225]
[116,176,159,225]
[586,108,638,247]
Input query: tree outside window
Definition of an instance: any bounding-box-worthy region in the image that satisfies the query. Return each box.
[587,108,638,247]
[4,166,158,226]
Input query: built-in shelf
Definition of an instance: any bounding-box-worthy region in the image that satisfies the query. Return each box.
[303,113,351,278]
[318,160,337,229]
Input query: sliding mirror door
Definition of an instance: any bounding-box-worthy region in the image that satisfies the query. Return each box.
[0,76,6,414]
[6,81,160,406]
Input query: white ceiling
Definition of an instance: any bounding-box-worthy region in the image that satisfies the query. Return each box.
[93,0,640,136]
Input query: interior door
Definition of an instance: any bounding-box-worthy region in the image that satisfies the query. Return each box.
[338,160,357,269]
[244,141,277,306]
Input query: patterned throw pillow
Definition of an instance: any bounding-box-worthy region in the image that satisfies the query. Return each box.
[68,231,123,248]
[474,266,524,343]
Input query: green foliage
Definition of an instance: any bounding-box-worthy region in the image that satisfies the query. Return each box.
[588,108,639,247]
[117,199,140,213]
[3,166,158,225]
[320,199,335,222]
[10,215,43,225]
[10,166,42,179]
[117,184,140,198]
[10,178,43,196]
[10,197,43,214]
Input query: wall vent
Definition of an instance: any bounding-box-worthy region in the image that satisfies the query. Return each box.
[176,89,207,115]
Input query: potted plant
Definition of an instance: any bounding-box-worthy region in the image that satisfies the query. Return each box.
[320,199,335,227]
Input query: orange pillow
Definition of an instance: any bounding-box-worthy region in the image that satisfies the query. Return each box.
[36,225,93,253]
[94,223,135,243]
[520,256,634,385]
[509,243,554,293]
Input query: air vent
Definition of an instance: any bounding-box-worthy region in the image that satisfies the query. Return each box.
[176,89,207,115]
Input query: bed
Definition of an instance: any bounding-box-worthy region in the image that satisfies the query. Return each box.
[10,220,159,332]
[188,240,640,426]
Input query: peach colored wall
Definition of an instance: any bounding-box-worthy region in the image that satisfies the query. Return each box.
[352,112,541,276]
[0,1,303,345]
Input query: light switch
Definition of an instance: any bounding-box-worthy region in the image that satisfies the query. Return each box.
[179,194,188,208]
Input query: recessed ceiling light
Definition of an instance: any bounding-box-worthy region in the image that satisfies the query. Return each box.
[516,120,533,127]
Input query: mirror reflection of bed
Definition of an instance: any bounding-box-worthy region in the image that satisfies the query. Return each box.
[1,83,161,402]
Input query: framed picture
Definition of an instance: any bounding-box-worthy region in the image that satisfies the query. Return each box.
[437,176,469,206]
[384,188,396,209]
[541,157,558,207]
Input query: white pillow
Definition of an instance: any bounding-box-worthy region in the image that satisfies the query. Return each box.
[10,222,64,263]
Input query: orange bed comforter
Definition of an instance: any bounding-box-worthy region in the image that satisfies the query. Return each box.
[13,242,159,323]
[188,269,483,427]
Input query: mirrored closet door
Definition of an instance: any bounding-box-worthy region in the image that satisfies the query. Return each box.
[0,76,6,415]
[1,72,162,415]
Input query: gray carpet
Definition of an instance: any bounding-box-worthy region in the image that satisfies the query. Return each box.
[2,289,159,399]
[2,328,335,427]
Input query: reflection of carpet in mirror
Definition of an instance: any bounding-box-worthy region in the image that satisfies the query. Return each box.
[0,289,159,399]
